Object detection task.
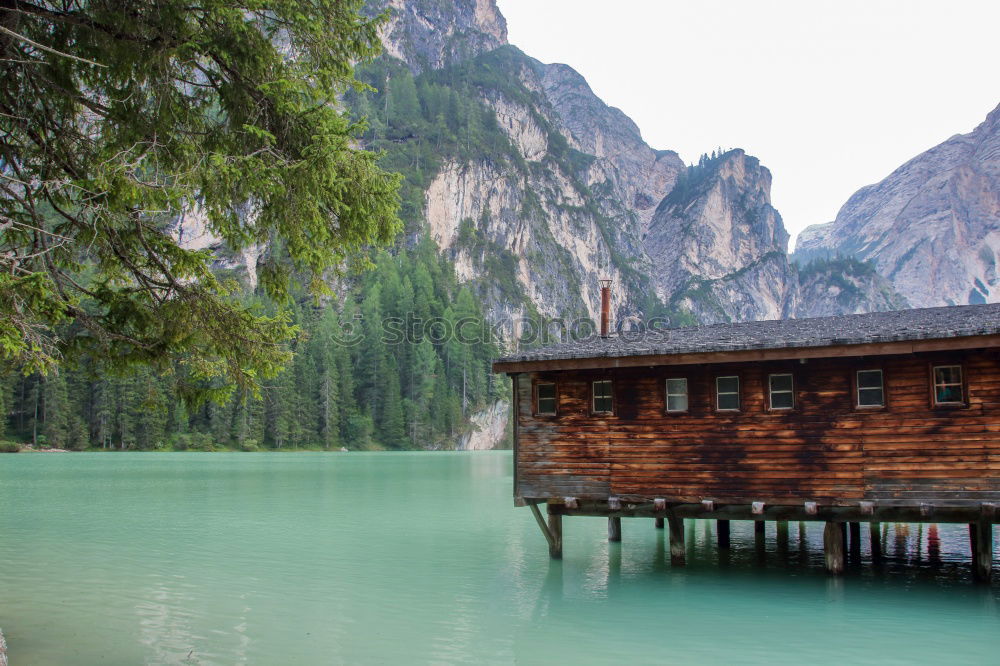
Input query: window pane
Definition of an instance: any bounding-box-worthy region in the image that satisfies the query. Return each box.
[769,374,793,392]
[667,395,688,412]
[858,387,884,407]
[666,378,687,396]
[770,391,793,409]
[717,376,739,394]
[936,385,962,404]
[537,383,556,414]
[717,392,740,411]
[593,380,612,412]
[934,366,962,386]
[857,370,882,390]
[594,396,613,412]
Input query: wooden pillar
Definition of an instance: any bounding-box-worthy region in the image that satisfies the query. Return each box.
[972,521,993,581]
[667,515,686,566]
[849,522,862,562]
[870,522,882,562]
[717,519,731,549]
[608,516,622,542]
[655,516,664,529]
[547,509,562,560]
[755,520,765,538]
[824,522,845,575]
[776,520,789,552]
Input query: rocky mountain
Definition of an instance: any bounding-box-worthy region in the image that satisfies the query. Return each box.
[644,149,903,323]
[796,103,1000,308]
[362,0,906,338]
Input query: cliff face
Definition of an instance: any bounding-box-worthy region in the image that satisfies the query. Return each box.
[367,0,905,334]
[644,150,792,322]
[796,103,1000,308]
[411,45,686,333]
[374,0,508,73]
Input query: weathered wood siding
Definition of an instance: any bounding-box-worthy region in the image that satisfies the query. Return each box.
[514,350,1000,505]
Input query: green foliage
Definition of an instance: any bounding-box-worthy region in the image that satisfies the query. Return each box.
[0,236,504,450]
[0,441,19,453]
[0,0,401,397]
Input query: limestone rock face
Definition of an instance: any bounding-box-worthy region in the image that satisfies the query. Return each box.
[796,103,1000,308]
[374,0,507,74]
[644,150,793,322]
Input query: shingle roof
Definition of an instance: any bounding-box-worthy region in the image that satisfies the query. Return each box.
[495,303,1000,367]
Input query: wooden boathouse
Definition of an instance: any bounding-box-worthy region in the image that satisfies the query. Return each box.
[493,295,1000,579]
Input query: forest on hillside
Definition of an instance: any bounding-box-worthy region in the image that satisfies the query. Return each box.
[1,238,503,451]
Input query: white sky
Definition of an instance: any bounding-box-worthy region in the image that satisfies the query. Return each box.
[495,0,1000,245]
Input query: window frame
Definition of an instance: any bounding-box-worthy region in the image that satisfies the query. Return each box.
[591,378,615,415]
[854,368,886,410]
[766,372,795,411]
[534,380,558,417]
[930,363,967,408]
[715,375,741,412]
[664,376,690,414]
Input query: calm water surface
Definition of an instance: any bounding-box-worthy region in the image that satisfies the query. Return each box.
[1,452,998,665]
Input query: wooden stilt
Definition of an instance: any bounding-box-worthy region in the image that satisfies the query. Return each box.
[667,514,685,566]
[717,519,731,549]
[972,520,993,581]
[824,521,845,575]
[608,516,622,542]
[547,510,563,559]
[754,519,766,563]
[841,520,848,558]
[969,523,978,557]
[777,520,789,552]
[655,516,664,529]
[870,522,882,562]
[849,522,862,562]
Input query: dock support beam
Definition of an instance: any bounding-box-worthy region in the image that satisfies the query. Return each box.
[529,503,562,559]
[970,521,993,581]
[824,522,845,575]
[667,514,685,566]
[547,509,563,559]
[717,519,731,549]
[776,520,789,553]
[654,517,664,529]
[870,522,882,562]
[849,522,862,562]
[608,516,622,542]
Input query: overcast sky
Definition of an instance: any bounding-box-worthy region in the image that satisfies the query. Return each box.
[495,0,1000,245]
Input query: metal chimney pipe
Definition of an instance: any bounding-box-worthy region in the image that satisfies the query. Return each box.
[599,278,612,338]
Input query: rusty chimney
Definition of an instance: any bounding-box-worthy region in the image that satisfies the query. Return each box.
[599,278,612,338]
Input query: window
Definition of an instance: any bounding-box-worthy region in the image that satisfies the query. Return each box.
[716,376,740,411]
[592,379,613,413]
[932,365,964,406]
[768,373,794,410]
[666,378,688,413]
[856,369,884,408]
[536,382,556,415]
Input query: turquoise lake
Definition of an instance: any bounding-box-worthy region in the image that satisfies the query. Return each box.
[1,451,998,665]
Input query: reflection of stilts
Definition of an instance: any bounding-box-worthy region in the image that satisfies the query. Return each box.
[893,523,909,561]
[928,524,940,564]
